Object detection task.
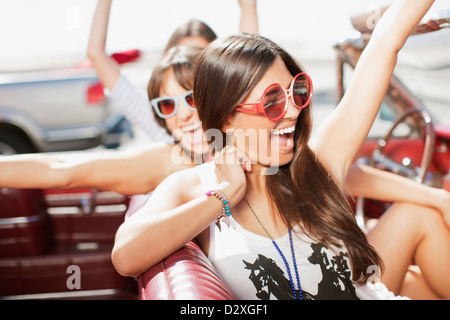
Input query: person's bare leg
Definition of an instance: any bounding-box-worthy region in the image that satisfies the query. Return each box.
[399,266,440,300]
[367,202,450,299]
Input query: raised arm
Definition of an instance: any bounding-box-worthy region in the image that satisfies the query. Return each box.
[310,0,435,184]
[112,168,220,276]
[86,0,173,142]
[238,0,259,34]
[0,144,189,195]
[112,149,248,276]
[86,0,121,90]
[344,164,450,226]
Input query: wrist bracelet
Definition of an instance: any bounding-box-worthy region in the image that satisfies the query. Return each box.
[205,189,231,219]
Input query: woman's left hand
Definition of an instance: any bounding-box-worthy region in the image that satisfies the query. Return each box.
[213,145,251,207]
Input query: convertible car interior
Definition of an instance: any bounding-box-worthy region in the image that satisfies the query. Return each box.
[0,188,138,299]
[1,10,449,300]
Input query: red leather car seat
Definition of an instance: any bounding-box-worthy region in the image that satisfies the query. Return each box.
[127,195,236,300]
[138,241,236,300]
[0,188,50,257]
[0,188,137,299]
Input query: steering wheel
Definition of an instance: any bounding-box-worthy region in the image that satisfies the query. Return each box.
[355,107,435,232]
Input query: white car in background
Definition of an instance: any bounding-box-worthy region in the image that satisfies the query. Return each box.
[0,51,139,155]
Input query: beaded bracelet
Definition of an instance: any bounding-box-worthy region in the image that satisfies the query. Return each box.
[205,189,231,219]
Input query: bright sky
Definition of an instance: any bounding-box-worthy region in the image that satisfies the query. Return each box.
[0,0,449,71]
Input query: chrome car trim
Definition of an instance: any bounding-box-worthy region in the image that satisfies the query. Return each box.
[1,289,124,300]
[0,211,45,225]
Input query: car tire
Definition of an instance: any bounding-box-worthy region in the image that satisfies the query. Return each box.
[0,131,36,155]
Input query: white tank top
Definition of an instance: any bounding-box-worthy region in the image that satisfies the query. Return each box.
[195,162,408,300]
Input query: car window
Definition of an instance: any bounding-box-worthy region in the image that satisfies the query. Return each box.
[394,28,450,127]
[339,26,450,140]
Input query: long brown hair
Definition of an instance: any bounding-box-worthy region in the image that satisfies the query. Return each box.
[194,33,382,284]
[164,19,217,53]
[147,45,203,134]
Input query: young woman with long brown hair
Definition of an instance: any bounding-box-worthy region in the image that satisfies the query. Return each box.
[111,0,450,299]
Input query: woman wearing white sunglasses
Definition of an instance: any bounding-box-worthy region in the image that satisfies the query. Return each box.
[86,0,258,142]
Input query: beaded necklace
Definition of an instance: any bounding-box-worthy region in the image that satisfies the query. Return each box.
[243,198,303,300]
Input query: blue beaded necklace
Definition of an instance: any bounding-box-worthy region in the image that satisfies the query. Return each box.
[244,198,303,300]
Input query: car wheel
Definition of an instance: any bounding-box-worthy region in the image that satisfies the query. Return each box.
[0,131,36,155]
